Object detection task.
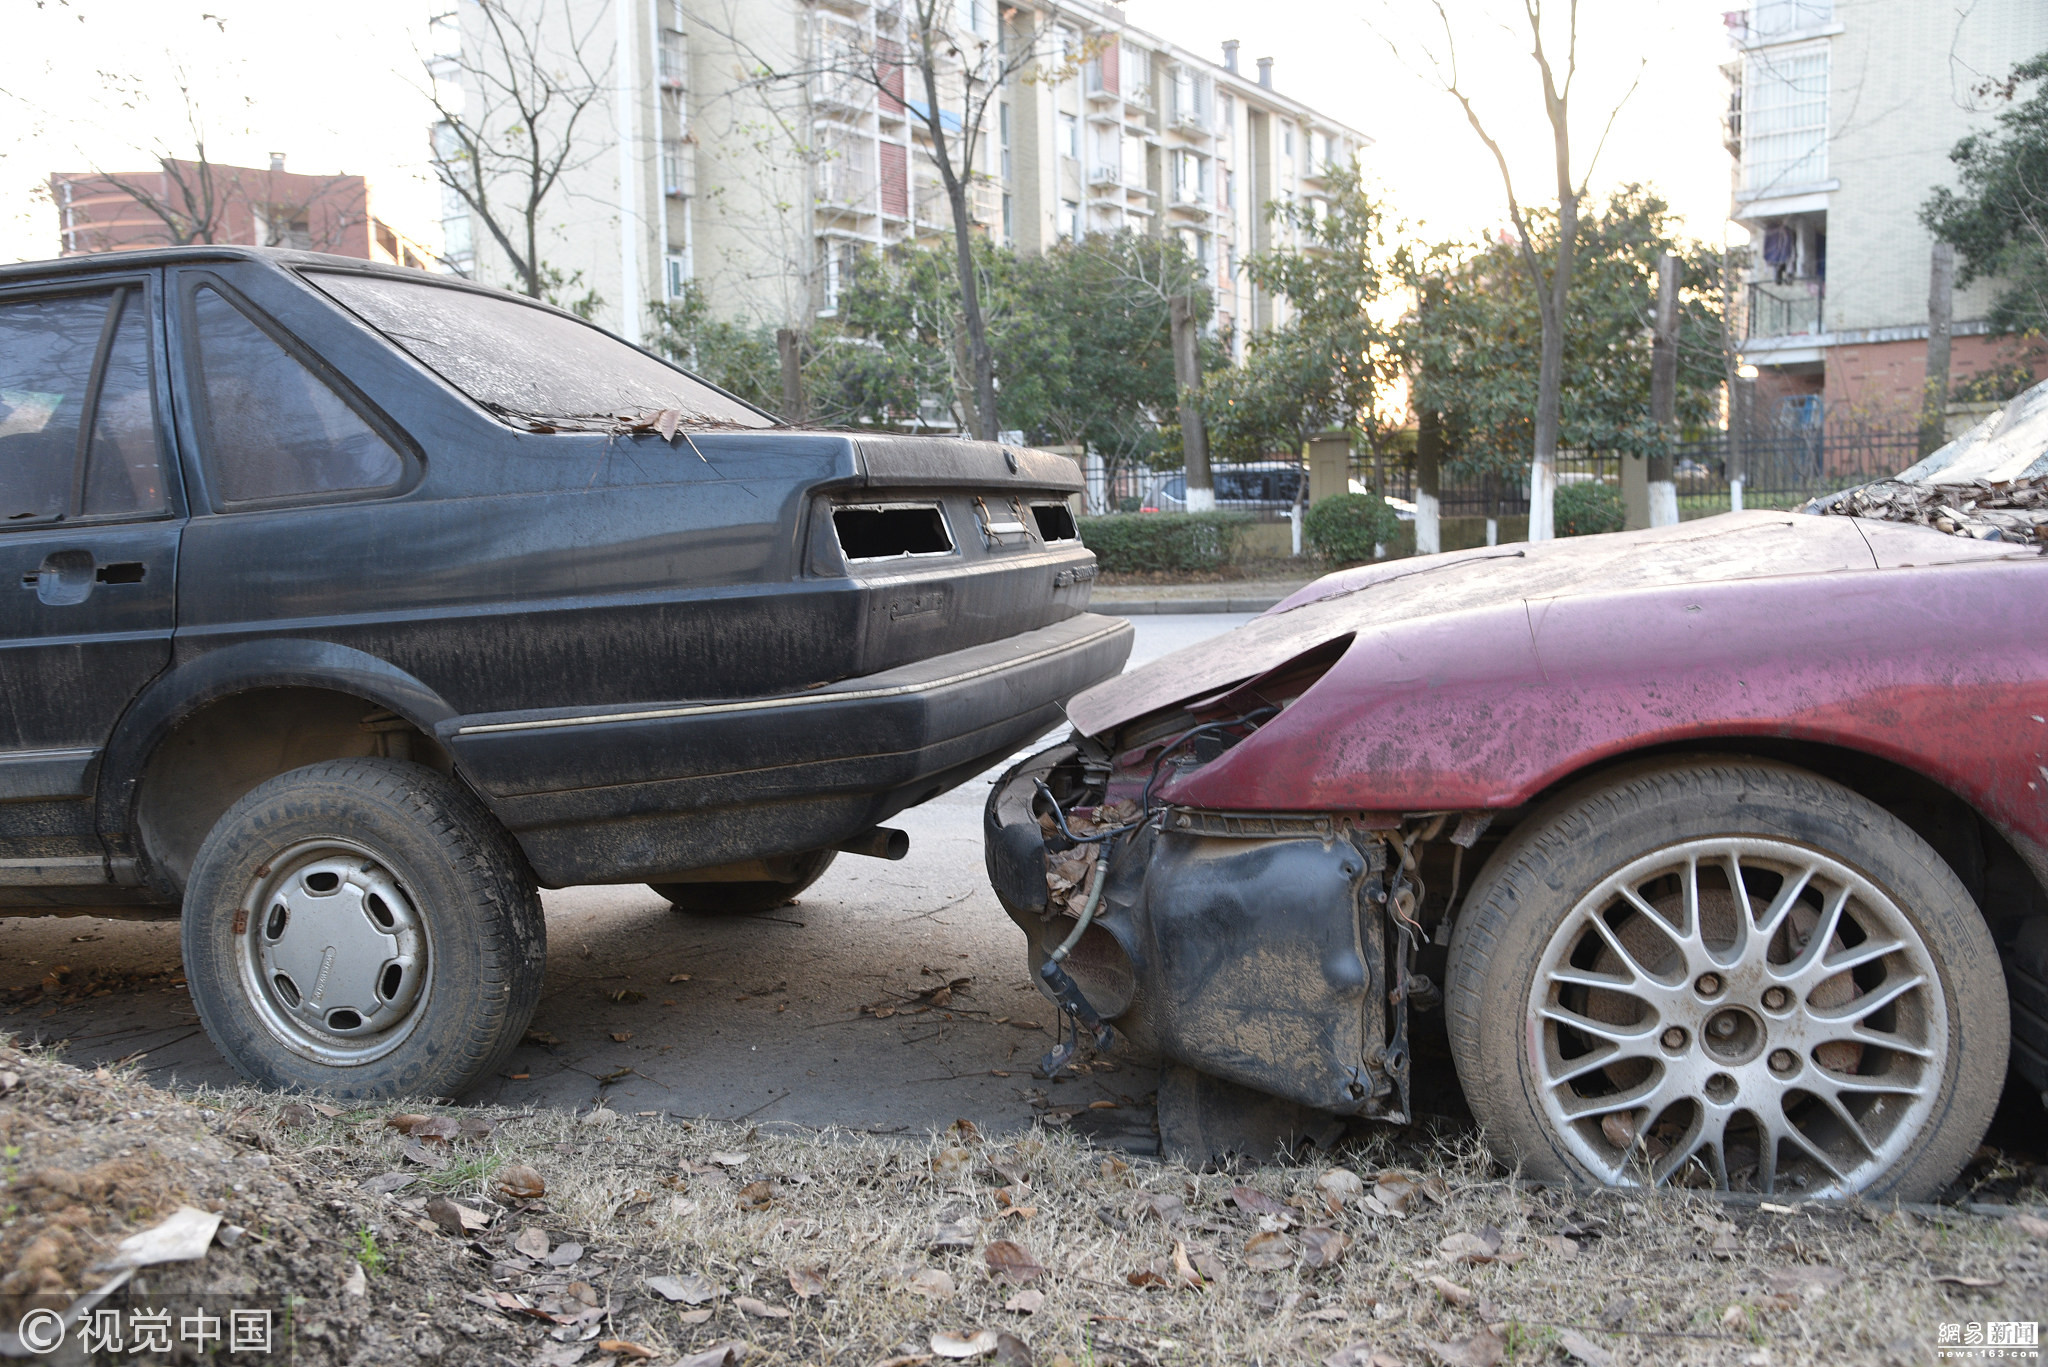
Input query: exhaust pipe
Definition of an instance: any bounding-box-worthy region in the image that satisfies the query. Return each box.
[837,826,910,861]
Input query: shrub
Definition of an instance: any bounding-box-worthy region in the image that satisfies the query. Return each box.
[1304,492,1400,564]
[1076,511,1251,574]
[1555,481,1624,537]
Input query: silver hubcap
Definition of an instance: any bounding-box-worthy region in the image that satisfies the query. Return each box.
[1530,837,1946,1196]
[236,840,431,1065]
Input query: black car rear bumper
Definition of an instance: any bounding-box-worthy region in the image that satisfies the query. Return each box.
[445,612,1133,886]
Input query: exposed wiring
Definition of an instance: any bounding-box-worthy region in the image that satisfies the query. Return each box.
[1032,779,1134,845]
[1138,706,1281,816]
[1047,854,1109,965]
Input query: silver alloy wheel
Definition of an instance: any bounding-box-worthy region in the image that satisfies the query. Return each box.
[235,839,432,1066]
[1530,836,1946,1196]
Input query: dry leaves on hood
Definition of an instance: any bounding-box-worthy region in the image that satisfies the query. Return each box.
[985,1239,1046,1286]
[495,1165,547,1199]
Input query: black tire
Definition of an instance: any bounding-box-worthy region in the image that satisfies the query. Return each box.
[650,849,838,916]
[181,758,545,1101]
[1444,757,2007,1200]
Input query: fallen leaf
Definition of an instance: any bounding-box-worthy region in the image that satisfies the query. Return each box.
[599,1342,656,1360]
[929,1215,979,1249]
[933,1330,1001,1359]
[1932,1273,2005,1289]
[986,1239,1046,1286]
[513,1227,551,1259]
[611,1032,634,1043]
[458,1116,496,1141]
[401,1138,449,1168]
[647,1272,717,1304]
[1243,1230,1297,1272]
[1135,1191,1184,1224]
[385,1112,431,1134]
[1438,1229,1503,1264]
[1428,1275,1475,1306]
[709,1151,750,1167]
[788,1265,826,1298]
[496,1165,547,1199]
[2010,1213,2048,1240]
[1323,1344,1382,1367]
[668,973,692,983]
[1535,1235,1579,1258]
[425,1198,490,1235]
[524,1029,562,1046]
[1231,1185,1287,1217]
[737,1180,776,1211]
[1373,1172,1421,1215]
[568,1280,603,1307]
[1300,1226,1349,1269]
[677,1308,713,1324]
[1424,1327,1505,1367]
[1600,1110,1639,1149]
[360,1172,413,1196]
[1768,1265,1847,1300]
[545,1242,584,1267]
[1004,1288,1046,1314]
[734,1295,790,1319]
[1086,1100,1117,1110]
[907,1268,957,1298]
[411,1116,462,1144]
[676,1344,750,1367]
[1316,1168,1365,1203]
[992,1331,1033,1367]
[343,1262,367,1297]
[1556,1329,1615,1367]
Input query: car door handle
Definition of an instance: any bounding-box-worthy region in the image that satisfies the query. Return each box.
[20,551,142,606]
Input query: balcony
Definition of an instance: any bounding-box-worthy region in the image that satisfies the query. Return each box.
[1086,162,1123,189]
[1746,278,1824,339]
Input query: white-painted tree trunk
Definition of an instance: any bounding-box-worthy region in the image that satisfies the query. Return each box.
[1485,517,1498,546]
[1528,460,1556,541]
[1729,478,1744,513]
[1415,490,1441,555]
[1289,508,1303,557]
[1648,481,1679,527]
[1184,486,1216,513]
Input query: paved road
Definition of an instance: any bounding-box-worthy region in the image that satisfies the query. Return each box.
[0,614,1255,1144]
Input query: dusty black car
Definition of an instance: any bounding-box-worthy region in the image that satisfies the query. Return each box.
[0,246,1128,1099]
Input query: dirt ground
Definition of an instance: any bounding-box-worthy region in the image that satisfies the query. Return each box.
[3,1037,2044,1367]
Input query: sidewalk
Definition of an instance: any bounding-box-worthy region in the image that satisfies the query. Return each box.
[1090,578,1316,615]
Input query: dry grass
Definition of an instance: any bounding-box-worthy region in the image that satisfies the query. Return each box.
[210,1086,2047,1367]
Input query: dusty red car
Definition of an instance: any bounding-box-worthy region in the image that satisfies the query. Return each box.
[985,507,2047,1199]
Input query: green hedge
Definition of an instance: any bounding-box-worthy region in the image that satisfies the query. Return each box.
[1077,511,1252,573]
[1305,492,1401,564]
[1555,481,1625,537]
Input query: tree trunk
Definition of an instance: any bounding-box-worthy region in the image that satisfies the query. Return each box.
[777,328,806,424]
[1920,242,1955,457]
[1415,403,1443,556]
[1169,295,1213,512]
[1648,251,1680,527]
[943,177,997,440]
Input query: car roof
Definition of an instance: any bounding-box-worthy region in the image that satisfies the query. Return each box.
[0,246,589,323]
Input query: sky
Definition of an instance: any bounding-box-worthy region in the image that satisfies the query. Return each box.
[3,0,1744,266]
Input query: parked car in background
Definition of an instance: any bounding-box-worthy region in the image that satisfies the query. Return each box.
[987,482,2047,1199]
[1140,463,1409,518]
[0,246,1128,1100]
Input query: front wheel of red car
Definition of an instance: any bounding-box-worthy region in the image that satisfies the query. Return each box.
[1444,758,2007,1201]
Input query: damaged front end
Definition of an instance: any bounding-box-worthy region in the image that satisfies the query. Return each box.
[984,641,1469,1129]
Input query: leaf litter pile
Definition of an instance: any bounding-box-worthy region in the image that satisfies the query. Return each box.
[3,1040,2045,1365]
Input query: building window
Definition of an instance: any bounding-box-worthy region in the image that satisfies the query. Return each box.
[1118,44,1148,104]
[1061,199,1080,242]
[1002,193,1013,243]
[1743,45,1828,194]
[1749,0,1831,39]
[1282,126,1294,157]
[999,102,1011,181]
[659,25,687,90]
[666,254,689,298]
[1223,168,1234,210]
[661,139,690,197]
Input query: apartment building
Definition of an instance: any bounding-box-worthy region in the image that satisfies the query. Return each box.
[1727,0,2048,419]
[440,1,1367,351]
[52,156,431,267]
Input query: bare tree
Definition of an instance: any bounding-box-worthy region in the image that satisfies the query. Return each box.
[425,0,612,298]
[711,3,1079,439]
[86,73,232,245]
[1385,1,1640,540]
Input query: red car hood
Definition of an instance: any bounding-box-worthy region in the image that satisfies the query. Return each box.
[1067,510,2026,736]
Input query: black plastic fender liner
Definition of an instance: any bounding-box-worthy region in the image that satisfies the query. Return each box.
[983,741,1075,917]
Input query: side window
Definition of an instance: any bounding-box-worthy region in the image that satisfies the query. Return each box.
[190,285,403,505]
[0,290,166,525]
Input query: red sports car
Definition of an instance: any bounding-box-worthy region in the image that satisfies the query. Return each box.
[986,501,2047,1199]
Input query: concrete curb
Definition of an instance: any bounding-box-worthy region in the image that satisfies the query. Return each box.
[1098,596,1285,616]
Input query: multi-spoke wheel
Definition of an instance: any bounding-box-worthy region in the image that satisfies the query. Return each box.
[183,759,545,1100]
[1445,758,2008,1201]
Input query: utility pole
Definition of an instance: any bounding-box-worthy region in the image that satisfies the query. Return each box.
[1169,295,1213,511]
[1649,251,1680,526]
[776,328,805,425]
[1920,242,1954,457]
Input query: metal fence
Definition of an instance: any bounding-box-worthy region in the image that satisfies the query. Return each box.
[1081,423,1925,524]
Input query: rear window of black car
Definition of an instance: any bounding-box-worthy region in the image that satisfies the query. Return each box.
[309,273,774,432]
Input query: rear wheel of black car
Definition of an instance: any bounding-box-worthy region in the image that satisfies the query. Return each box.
[649,849,838,916]
[1444,757,2007,1201]
[181,758,545,1101]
